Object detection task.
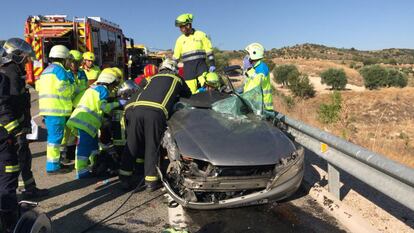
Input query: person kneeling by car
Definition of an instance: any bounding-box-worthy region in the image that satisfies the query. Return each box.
[119,58,191,191]
[66,69,125,179]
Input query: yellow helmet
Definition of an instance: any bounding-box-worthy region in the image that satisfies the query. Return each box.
[82,51,95,61]
[205,72,221,88]
[97,68,118,84]
[69,50,82,61]
[245,43,265,60]
[175,13,193,27]
[112,67,124,80]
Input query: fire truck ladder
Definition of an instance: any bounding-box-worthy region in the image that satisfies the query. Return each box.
[74,17,87,52]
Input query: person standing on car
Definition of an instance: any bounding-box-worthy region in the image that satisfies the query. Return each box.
[119,58,191,191]
[242,43,273,111]
[36,45,75,174]
[173,13,215,94]
[0,38,49,200]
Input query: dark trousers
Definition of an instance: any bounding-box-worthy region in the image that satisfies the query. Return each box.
[16,133,35,190]
[0,127,18,214]
[121,108,166,179]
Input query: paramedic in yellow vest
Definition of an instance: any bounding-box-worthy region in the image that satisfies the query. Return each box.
[173,13,215,94]
[66,70,125,179]
[60,50,89,164]
[36,45,75,173]
[69,50,88,106]
[82,51,101,85]
[242,43,273,111]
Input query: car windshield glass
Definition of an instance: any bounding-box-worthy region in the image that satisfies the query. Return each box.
[212,85,263,117]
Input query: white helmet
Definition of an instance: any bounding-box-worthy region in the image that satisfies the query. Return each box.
[245,43,264,60]
[96,71,118,84]
[159,58,178,74]
[49,45,69,59]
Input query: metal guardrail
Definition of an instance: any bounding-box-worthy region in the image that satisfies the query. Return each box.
[274,112,414,211]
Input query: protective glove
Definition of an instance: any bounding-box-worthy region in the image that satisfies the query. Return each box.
[118,99,127,106]
[209,66,216,72]
[197,87,206,93]
[243,55,252,70]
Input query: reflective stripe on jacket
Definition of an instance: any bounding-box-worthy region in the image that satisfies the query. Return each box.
[173,30,213,63]
[243,61,273,111]
[36,62,75,116]
[125,73,191,118]
[67,85,119,137]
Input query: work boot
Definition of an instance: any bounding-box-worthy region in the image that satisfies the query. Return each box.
[46,164,72,175]
[145,180,162,192]
[22,187,50,199]
[119,175,134,191]
[0,210,17,233]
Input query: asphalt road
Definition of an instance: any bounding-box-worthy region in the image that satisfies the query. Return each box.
[22,89,349,233]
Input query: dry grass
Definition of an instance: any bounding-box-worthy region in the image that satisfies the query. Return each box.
[274,87,414,168]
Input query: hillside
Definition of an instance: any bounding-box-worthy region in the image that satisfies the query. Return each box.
[273,87,414,168]
[268,43,414,65]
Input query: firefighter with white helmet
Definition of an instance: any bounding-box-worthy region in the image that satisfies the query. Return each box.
[173,13,215,94]
[66,69,124,179]
[119,58,191,191]
[82,51,101,85]
[242,42,273,111]
[36,44,75,174]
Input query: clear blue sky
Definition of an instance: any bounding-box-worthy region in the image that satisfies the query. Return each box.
[1,0,412,51]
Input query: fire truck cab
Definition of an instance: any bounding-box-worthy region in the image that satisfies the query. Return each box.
[24,14,128,85]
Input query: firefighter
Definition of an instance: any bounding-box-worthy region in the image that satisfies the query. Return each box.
[134,64,158,88]
[119,58,191,191]
[0,39,49,199]
[66,69,124,179]
[82,51,101,85]
[0,38,35,232]
[173,13,215,94]
[36,45,75,174]
[242,43,273,111]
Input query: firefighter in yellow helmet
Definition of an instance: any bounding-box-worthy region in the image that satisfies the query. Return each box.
[82,51,101,85]
[36,45,75,174]
[173,13,215,94]
[66,69,124,179]
[242,43,273,111]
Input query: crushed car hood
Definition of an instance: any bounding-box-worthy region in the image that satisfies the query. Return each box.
[168,108,297,166]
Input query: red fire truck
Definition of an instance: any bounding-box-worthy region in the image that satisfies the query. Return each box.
[24,15,128,85]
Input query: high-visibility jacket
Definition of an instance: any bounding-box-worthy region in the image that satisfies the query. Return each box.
[125,73,192,119]
[173,30,214,66]
[36,62,75,116]
[243,60,273,111]
[67,85,119,138]
[83,65,101,82]
[72,68,89,107]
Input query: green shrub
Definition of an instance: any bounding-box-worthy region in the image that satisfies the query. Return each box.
[320,68,348,90]
[360,65,408,89]
[386,68,408,87]
[360,65,388,89]
[288,74,315,98]
[273,64,299,87]
[318,91,342,124]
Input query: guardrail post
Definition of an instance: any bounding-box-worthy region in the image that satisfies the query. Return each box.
[328,163,341,200]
